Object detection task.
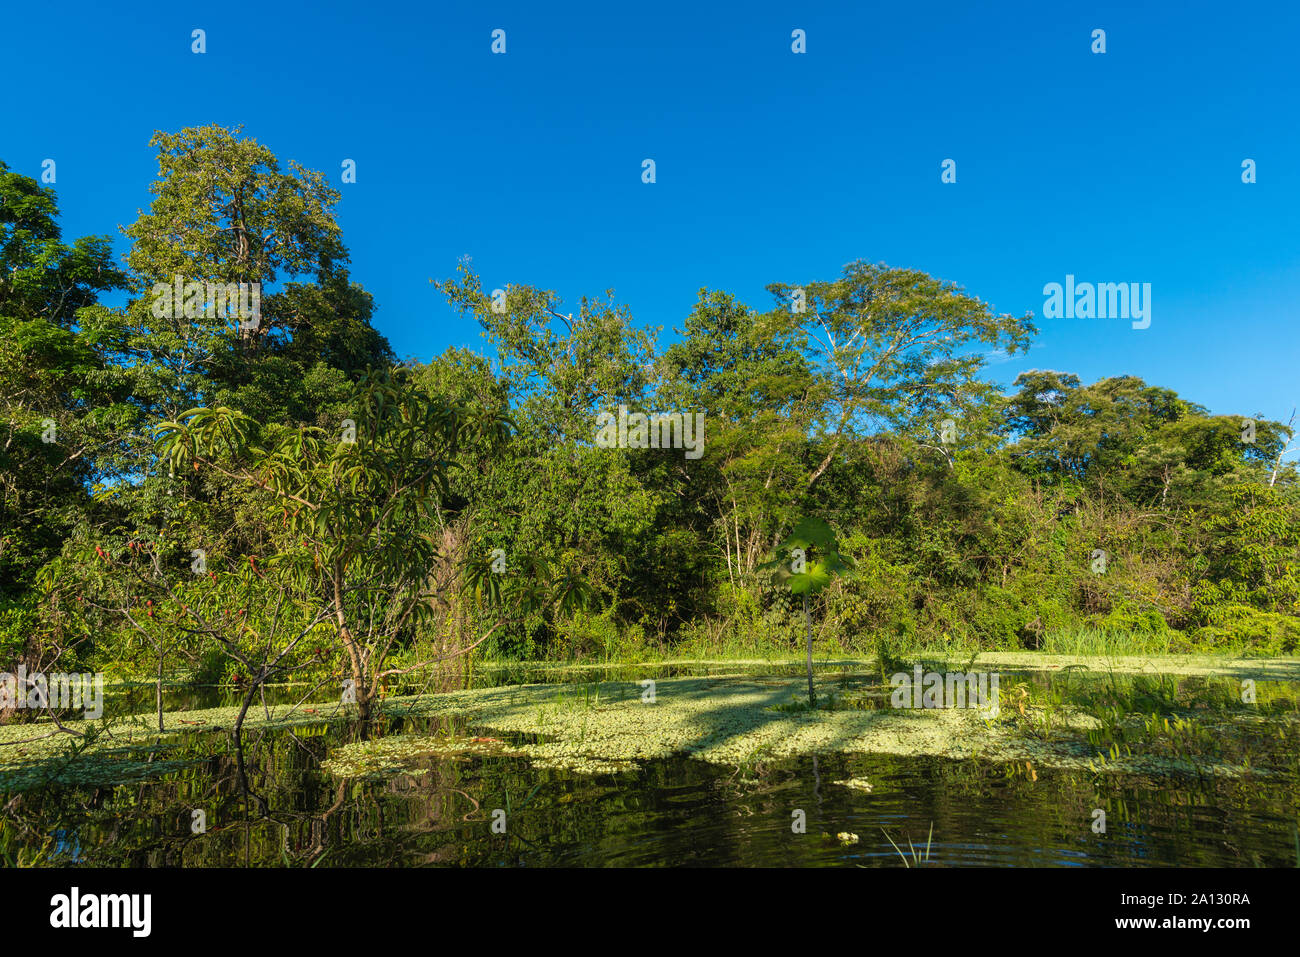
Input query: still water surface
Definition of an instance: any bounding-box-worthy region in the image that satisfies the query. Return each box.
[6,663,1298,867]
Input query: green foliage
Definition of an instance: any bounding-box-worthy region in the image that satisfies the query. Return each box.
[762,517,854,595]
[2,124,1296,697]
[1191,606,1300,655]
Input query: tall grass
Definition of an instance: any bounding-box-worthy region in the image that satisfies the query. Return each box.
[1039,626,1176,657]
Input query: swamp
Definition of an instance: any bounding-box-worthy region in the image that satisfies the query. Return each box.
[3,655,1298,867]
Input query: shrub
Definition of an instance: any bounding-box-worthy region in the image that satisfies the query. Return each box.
[1190,605,1300,656]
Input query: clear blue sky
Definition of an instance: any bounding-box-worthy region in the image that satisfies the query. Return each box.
[4,0,1298,431]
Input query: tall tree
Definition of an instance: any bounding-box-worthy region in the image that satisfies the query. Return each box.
[767,260,1036,487]
[0,162,126,690]
[83,124,385,429]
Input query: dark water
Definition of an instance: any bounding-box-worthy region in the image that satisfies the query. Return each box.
[5,664,1299,867]
[4,719,1298,867]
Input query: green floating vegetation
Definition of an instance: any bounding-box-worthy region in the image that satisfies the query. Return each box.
[321,733,525,778]
[0,754,202,793]
[0,700,355,793]
[970,653,1300,680]
[528,755,640,775]
[326,672,1292,780]
[4,661,1297,793]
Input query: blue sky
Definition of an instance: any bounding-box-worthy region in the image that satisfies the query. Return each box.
[3,0,1298,432]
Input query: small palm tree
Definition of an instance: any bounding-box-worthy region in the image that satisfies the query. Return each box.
[761,517,854,707]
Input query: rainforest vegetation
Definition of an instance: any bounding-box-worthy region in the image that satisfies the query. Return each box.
[3,125,1299,725]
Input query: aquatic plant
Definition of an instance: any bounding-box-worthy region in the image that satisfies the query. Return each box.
[882,821,934,867]
[760,517,855,707]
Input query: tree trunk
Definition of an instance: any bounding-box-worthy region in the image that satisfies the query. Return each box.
[804,594,815,707]
[233,669,261,738]
[342,631,371,721]
[333,573,372,721]
[157,647,165,732]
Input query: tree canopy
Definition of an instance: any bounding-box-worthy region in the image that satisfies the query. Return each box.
[2,127,1297,724]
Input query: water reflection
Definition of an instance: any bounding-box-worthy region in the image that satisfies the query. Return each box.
[2,713,1296,867]
[4,663,1298,868]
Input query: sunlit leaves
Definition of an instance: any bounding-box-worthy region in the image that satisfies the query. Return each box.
[760,516,855,596]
